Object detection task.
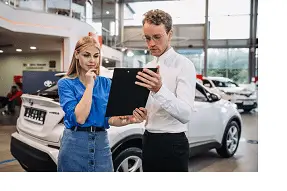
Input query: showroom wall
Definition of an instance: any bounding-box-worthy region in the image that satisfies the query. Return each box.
[0,52,61,96]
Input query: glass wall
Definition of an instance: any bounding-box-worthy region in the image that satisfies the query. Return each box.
[207,48,249,83]
[176,49,204,74]
[255,48,258,77]
[124,0,205,26]
[208,0,250,39]
[92,0,120,47]
[123,50,153,68]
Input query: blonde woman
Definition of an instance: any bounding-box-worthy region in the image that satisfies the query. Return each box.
[57,36,147,172]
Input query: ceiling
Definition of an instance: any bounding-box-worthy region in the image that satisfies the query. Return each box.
[0,27,63,54]
[92,0,179,19]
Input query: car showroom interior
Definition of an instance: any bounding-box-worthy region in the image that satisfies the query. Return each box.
[0,0,267,178]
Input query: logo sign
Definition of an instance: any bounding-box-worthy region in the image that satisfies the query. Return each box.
[44,80,53,87]
[28,99,33,106]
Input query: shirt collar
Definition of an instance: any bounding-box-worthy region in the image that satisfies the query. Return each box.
[155,47,175,64]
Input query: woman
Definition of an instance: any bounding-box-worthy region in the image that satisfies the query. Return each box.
[57,35,147,172]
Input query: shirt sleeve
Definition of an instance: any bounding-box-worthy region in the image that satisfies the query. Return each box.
[58,79,81,127]
[8,91,22,101]
[151,59,196,124]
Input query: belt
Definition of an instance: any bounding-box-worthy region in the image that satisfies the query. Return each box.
[71,126,105,132]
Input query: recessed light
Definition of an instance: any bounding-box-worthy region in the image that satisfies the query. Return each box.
[30,46,37,50]
[16,49,22,52]
[127,50,134,57]
[5,2,8,5]
[0,50,3,53]
[106,11,109,14]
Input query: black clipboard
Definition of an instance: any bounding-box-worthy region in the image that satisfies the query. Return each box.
[105,67,157,117]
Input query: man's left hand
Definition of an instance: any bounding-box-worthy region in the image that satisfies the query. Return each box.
[119,107,147,124]
[135,65,162,93]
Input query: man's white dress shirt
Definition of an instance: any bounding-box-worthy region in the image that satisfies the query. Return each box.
[144,47,196,133]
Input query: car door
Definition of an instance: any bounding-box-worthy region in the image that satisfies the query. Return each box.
[187,84,222,143]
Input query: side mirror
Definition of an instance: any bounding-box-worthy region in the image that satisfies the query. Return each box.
[209,93,220,102]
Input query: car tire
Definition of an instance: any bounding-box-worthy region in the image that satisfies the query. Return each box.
[216,121,240,158]
[113,147,143,172]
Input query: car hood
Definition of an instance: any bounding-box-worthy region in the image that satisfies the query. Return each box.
[218,87,254,95]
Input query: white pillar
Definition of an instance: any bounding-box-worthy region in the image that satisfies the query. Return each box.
[61,36,78,72]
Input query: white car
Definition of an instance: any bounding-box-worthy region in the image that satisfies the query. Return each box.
[202,76,257,112]
[10,73,242,172]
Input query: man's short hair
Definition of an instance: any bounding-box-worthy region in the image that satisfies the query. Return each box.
[142,9,173,33]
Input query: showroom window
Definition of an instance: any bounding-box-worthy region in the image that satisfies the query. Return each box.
[123,50,153,68]
[207,48,249,84]
[255,48,258,77]
[208,0,250,39]
[124,0,205,26]
[176,49,204,74]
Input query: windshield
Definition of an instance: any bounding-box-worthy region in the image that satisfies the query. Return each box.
[212,80,239,88]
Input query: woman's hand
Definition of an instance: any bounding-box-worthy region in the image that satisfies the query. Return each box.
[85,69,97,86]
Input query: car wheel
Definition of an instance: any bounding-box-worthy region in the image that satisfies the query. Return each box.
[113,147,142,172]
[216,121,240,158]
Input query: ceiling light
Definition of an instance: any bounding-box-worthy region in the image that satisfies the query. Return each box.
[16,49,22,52]
[127,50,134,57]
[0,50,3,53]
[30,46,37,50]
[144,50,148,54]
[5,2,8,5]
[106,11,109,14]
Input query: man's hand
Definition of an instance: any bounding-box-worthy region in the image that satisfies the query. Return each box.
[119,107,147,124]
[135,65,162,93]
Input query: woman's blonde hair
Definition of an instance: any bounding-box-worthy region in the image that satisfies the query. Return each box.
[66,36,101,78]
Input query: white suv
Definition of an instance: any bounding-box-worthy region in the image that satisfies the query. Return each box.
[10,74,242,172]
[202,77,257,112]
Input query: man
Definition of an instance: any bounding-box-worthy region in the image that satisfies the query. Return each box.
[135,9,196,172]
[1,86,22,115]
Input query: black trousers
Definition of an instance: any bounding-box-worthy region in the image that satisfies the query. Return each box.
[142,130,189,172]
[0,97,9,109]
[0,96,15,113]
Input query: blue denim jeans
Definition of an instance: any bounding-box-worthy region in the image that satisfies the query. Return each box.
[57,128,113,172]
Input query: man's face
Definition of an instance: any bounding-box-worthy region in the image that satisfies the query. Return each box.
[11,87,17,94]
[143,22,172,57]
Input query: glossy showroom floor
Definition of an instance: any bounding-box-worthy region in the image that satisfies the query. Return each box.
[0,109,258,172]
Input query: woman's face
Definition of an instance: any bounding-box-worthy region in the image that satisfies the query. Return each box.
[76,46,100,73]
